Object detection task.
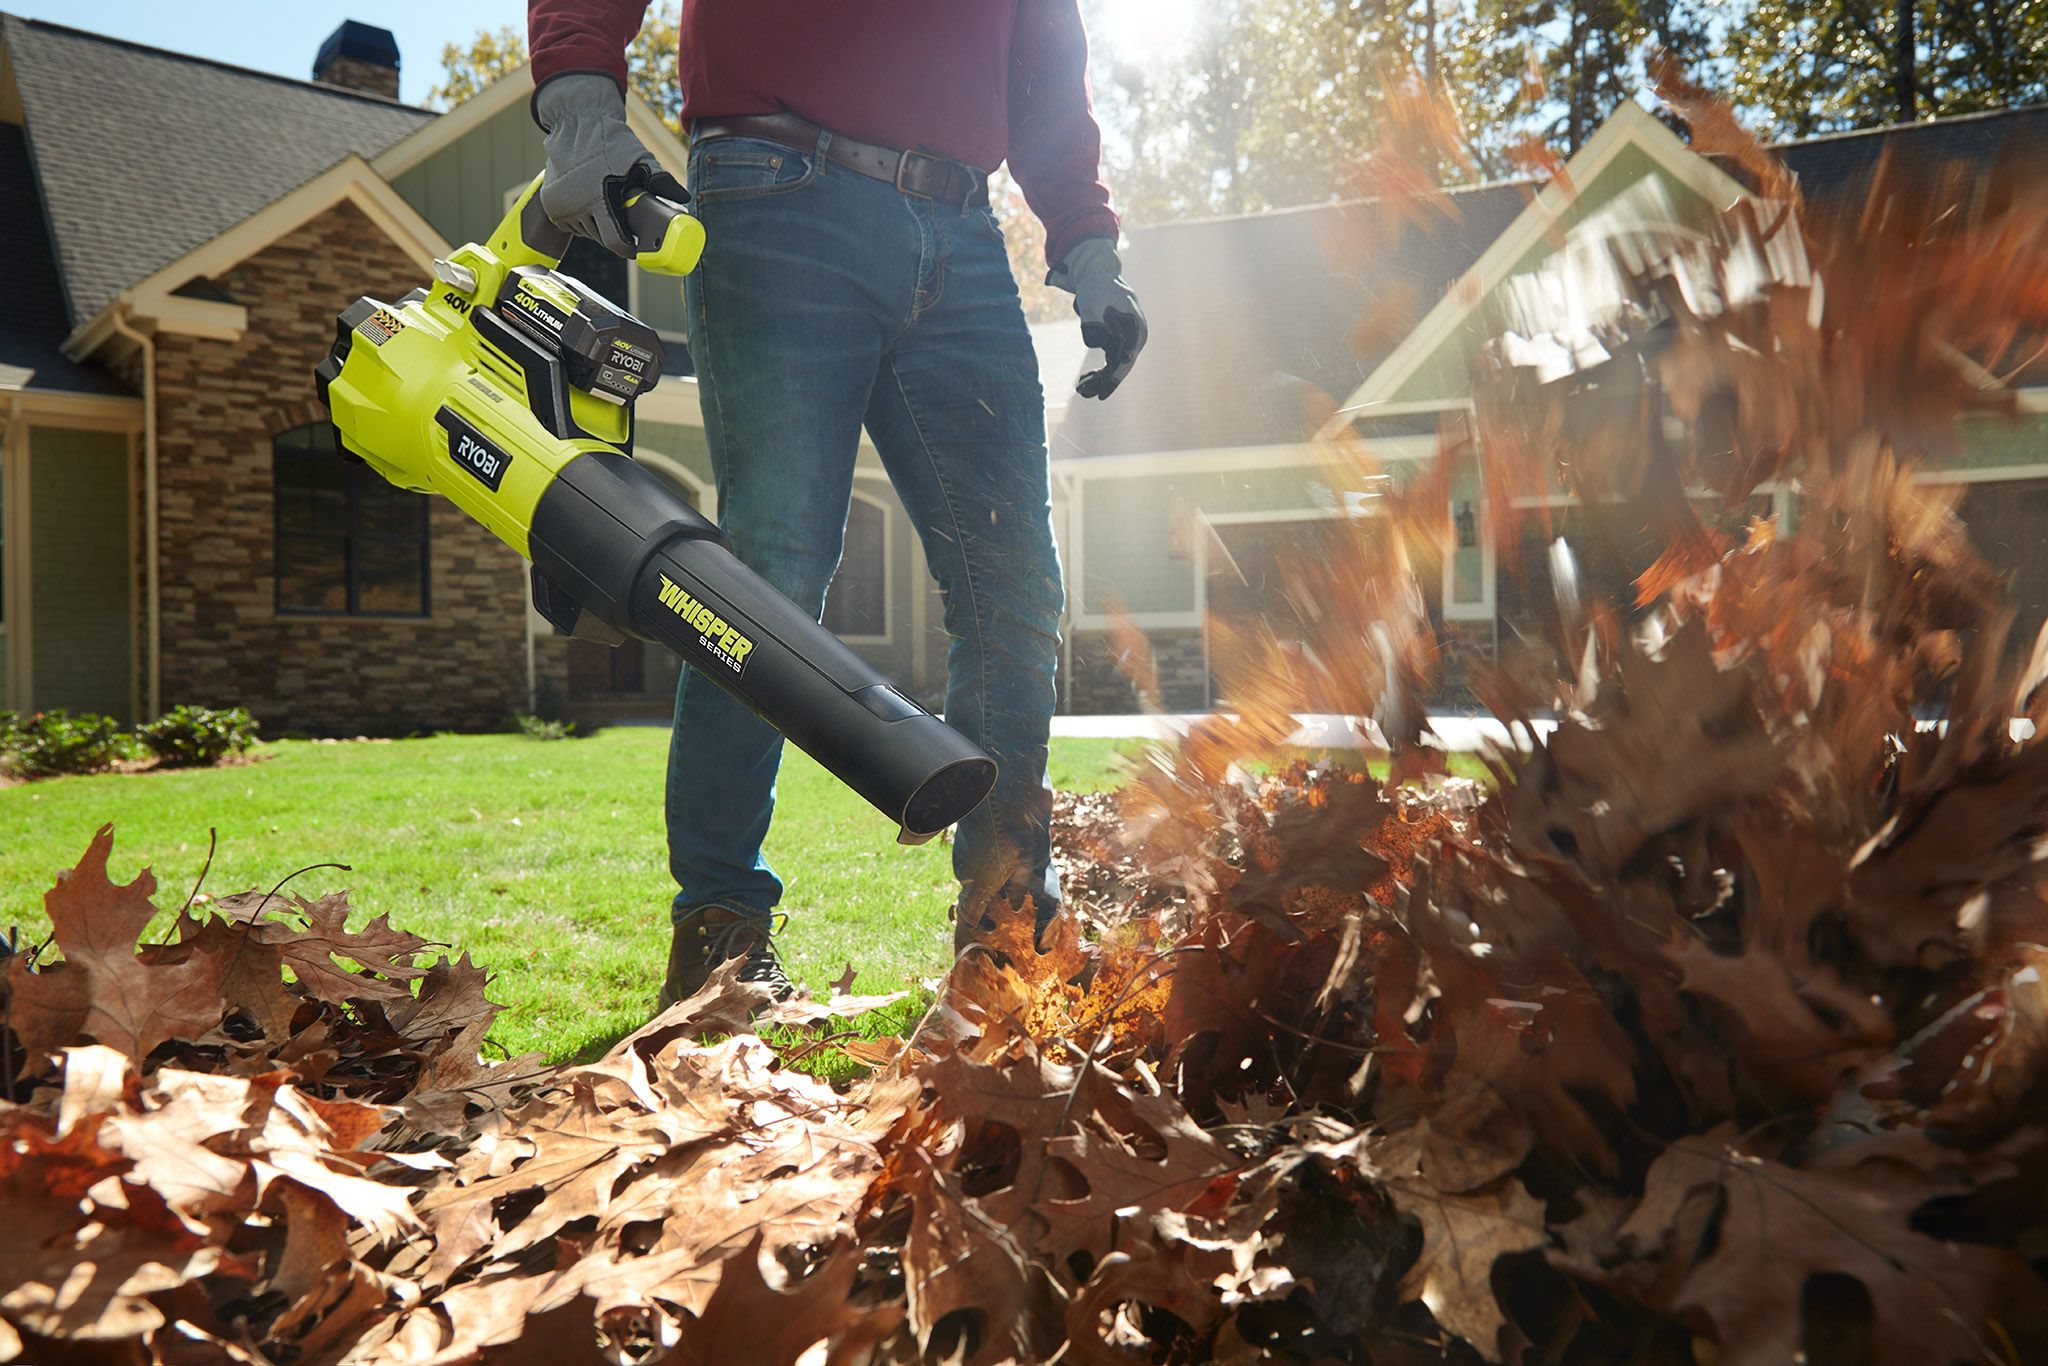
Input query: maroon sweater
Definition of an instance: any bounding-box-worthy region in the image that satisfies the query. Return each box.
[528,0,1119,265]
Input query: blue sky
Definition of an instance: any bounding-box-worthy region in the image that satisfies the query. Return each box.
[9,2,528,104]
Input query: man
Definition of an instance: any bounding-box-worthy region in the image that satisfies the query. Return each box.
[527,2,1147,1007]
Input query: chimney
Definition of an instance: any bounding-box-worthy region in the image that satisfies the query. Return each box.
[313,20,400,100]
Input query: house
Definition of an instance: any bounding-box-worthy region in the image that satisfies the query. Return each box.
[0,14,1085,733]
[4,11,2044,732]
[0,16,682,732]
[1052,99,2048,712]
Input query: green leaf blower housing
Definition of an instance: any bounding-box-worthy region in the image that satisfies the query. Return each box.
[314,175,998,840]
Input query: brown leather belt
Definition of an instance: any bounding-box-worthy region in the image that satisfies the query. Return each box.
[690,113,989,208]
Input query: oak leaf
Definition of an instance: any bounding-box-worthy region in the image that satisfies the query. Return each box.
[1390,1175,1547,1361]
[1622,1126,2043,1363]
[10,827,225,1064]
[213,889,430,1004]
[666,1236,900,1366]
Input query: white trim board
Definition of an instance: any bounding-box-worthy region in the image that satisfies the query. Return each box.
[65,156,451,362]
[373,63,691,185]
[373,67,533,178]
[1054,437,1437,480]
[2,399,31,710]
[1914,462,2048,485]
[1321,100,1754,434]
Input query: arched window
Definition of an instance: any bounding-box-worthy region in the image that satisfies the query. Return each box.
[274,423,429,616]
[823,492,889,640]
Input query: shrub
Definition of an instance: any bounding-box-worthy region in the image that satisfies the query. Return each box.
[515,713,578,742]
[138,704,260,767]
[4,710,135,778]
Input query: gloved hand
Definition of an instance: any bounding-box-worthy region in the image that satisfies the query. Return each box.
[1050,237,1147,400]
[534,72,684,258]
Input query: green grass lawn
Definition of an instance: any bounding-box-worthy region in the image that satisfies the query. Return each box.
[2,730,1142,1062]
[3,729,1487,1063]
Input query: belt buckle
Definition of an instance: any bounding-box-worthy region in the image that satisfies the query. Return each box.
[894,148,943,201]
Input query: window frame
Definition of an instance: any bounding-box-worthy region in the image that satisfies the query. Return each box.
[272,424,432,620]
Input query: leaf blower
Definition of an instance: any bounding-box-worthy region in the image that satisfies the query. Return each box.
[314,176,997,840]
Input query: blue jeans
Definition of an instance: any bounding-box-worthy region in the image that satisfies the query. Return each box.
[666,133,1064,927]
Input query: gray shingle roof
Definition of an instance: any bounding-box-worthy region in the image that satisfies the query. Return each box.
[0,122,126,394]
[1056,103,2048,460]
[1774,103,2048,214]
[1,15,432,329]
[1053,181,1532,460]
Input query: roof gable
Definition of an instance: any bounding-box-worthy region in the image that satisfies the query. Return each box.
[1053,181,1531,460]
[1338,101,1749,421]
[64,154,449,361]
[0,16,431,328]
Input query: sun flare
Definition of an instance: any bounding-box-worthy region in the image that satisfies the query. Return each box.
[1095,0,1206,63]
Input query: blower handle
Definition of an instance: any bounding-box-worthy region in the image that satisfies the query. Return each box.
[622,189,705,277]
[495,172,704,278]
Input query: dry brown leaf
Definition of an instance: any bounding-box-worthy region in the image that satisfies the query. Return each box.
[1391,1176,1547,1361]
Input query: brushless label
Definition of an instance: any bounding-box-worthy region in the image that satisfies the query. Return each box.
[435,410,512,493]
[655,573,754,675]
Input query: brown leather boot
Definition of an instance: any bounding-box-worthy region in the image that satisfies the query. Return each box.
[658,905,794,1011]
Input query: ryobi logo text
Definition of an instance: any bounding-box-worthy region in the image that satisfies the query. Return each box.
[657,574,754,675]
[434,410,513,493]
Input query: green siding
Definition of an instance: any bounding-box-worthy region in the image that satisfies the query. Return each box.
[389,100,545,252]
[1947,413,2048,474]
[1387,144,1721,407]
[388,97,690,339]
[29,427,131,720]
[1080,465,1333,615]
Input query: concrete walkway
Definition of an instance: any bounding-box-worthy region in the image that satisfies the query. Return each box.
[1049,712,1559,752]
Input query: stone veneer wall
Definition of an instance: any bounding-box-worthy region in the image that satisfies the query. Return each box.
[1065,627,1208,714]
[1066,619,1504,716]
[150,201,528,735]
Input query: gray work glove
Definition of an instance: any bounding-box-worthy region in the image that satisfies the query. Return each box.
[534,72,679,258]
[1049,237,1147,400]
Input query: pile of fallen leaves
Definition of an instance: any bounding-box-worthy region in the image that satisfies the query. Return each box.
[13,89,2048,1363]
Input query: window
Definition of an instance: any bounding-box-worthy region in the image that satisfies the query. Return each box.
[823,494,888,639]
[1953,476,2048,660]
[274,423,429,616]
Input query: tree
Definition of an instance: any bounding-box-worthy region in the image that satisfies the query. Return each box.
[427,5,684,133]
[1098,0,1487,223]
[425,25,525,109]
[1724,0,2048,136]
[1448,0,1713,157]
[988,172,1070,322]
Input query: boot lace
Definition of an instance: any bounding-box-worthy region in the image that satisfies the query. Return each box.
[702,911,794,1000]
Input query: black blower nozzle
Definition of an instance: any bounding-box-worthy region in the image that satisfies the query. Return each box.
[527,451,996,839]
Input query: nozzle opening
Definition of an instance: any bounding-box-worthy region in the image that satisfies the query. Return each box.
[901,756,999,838]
